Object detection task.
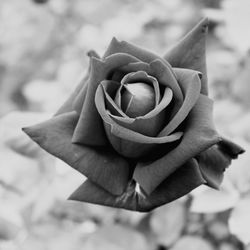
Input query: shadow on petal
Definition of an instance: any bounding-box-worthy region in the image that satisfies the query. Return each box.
[158,68,201,136]
[22,111,131,195]
[112,62,151,82]
[134,94,221,195]
[137,158,205,212]
[149,60,183,118]
[69,158,205,212]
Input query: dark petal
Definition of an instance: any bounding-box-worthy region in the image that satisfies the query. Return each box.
[73,82,88,115]
[158,68,201,136]
[72,53,140,146]
[101,80,128,117]
[95,83,183,158]
[69,158,205,212]
[149,60,184,118]
[197,138,245,189]
[164,18,209,95]
[103,37,171,68]
[55,50,100,116]
[137,158,205,212]
[22,112,131,195]
[117,62,151,76]
[69,179,138,211]
[133,94,221,195]
[55,77,86,116]
[218,137,245,158]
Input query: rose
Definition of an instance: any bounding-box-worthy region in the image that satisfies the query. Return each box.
[23,18,244,212]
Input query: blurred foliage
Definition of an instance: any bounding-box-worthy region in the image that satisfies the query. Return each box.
[0,0,250,249]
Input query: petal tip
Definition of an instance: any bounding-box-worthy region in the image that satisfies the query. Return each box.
[22,126,34,137]
[111,36,120,43]
[67,192,78,201]
[194,17,209,34]
[87,50,100,58]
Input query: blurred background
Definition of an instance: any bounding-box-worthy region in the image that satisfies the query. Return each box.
[0,0,250,249]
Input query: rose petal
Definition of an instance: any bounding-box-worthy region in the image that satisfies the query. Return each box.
[101,80,129,117]
[197,138,245,189]
[95,84,182,157]
[111,61,151,83]
[164,17,209,95]
[73,82,88,114]
[96,84,183,144]
[104,37,165,64]
[72,53,141,146]
[110,87,173,136]
[69,179,138,211]
[218,137,245,158]
[197,145,230,189]
[138,158,205,211]
[120,71,161,106]
[22,111,131,195]
[69,158,205,212]
[158,68,201,136]
[133,94,221,194]
[149,60,184,118]
[55,77,86,116]
[56,50,100,116]
[55,50,100,116]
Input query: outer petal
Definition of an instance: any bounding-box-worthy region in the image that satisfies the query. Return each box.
[69,179,138,211]
[55,50,100,116]
[72,53,141,146]
[137,158,205,211]
[55,77,86,116]
[197,138,245,189]
[133,94,221,194]
[158,68,201,136]
[22,112,131,195]
[103,37,165,64]
[111,62,150,82]
[164,17,209,95]
[69,158,205,212]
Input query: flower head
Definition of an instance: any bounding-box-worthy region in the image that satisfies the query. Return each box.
[23,18,245,212]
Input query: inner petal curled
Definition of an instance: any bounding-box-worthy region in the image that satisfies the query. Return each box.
[114,71,161,118]
[121,82,155,118]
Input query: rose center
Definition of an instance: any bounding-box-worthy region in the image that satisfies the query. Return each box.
[120,82,155,118]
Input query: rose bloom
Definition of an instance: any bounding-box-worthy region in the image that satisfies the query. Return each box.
[23,18,244,212]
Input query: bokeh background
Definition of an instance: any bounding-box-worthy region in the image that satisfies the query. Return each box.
[0,0,250,249]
